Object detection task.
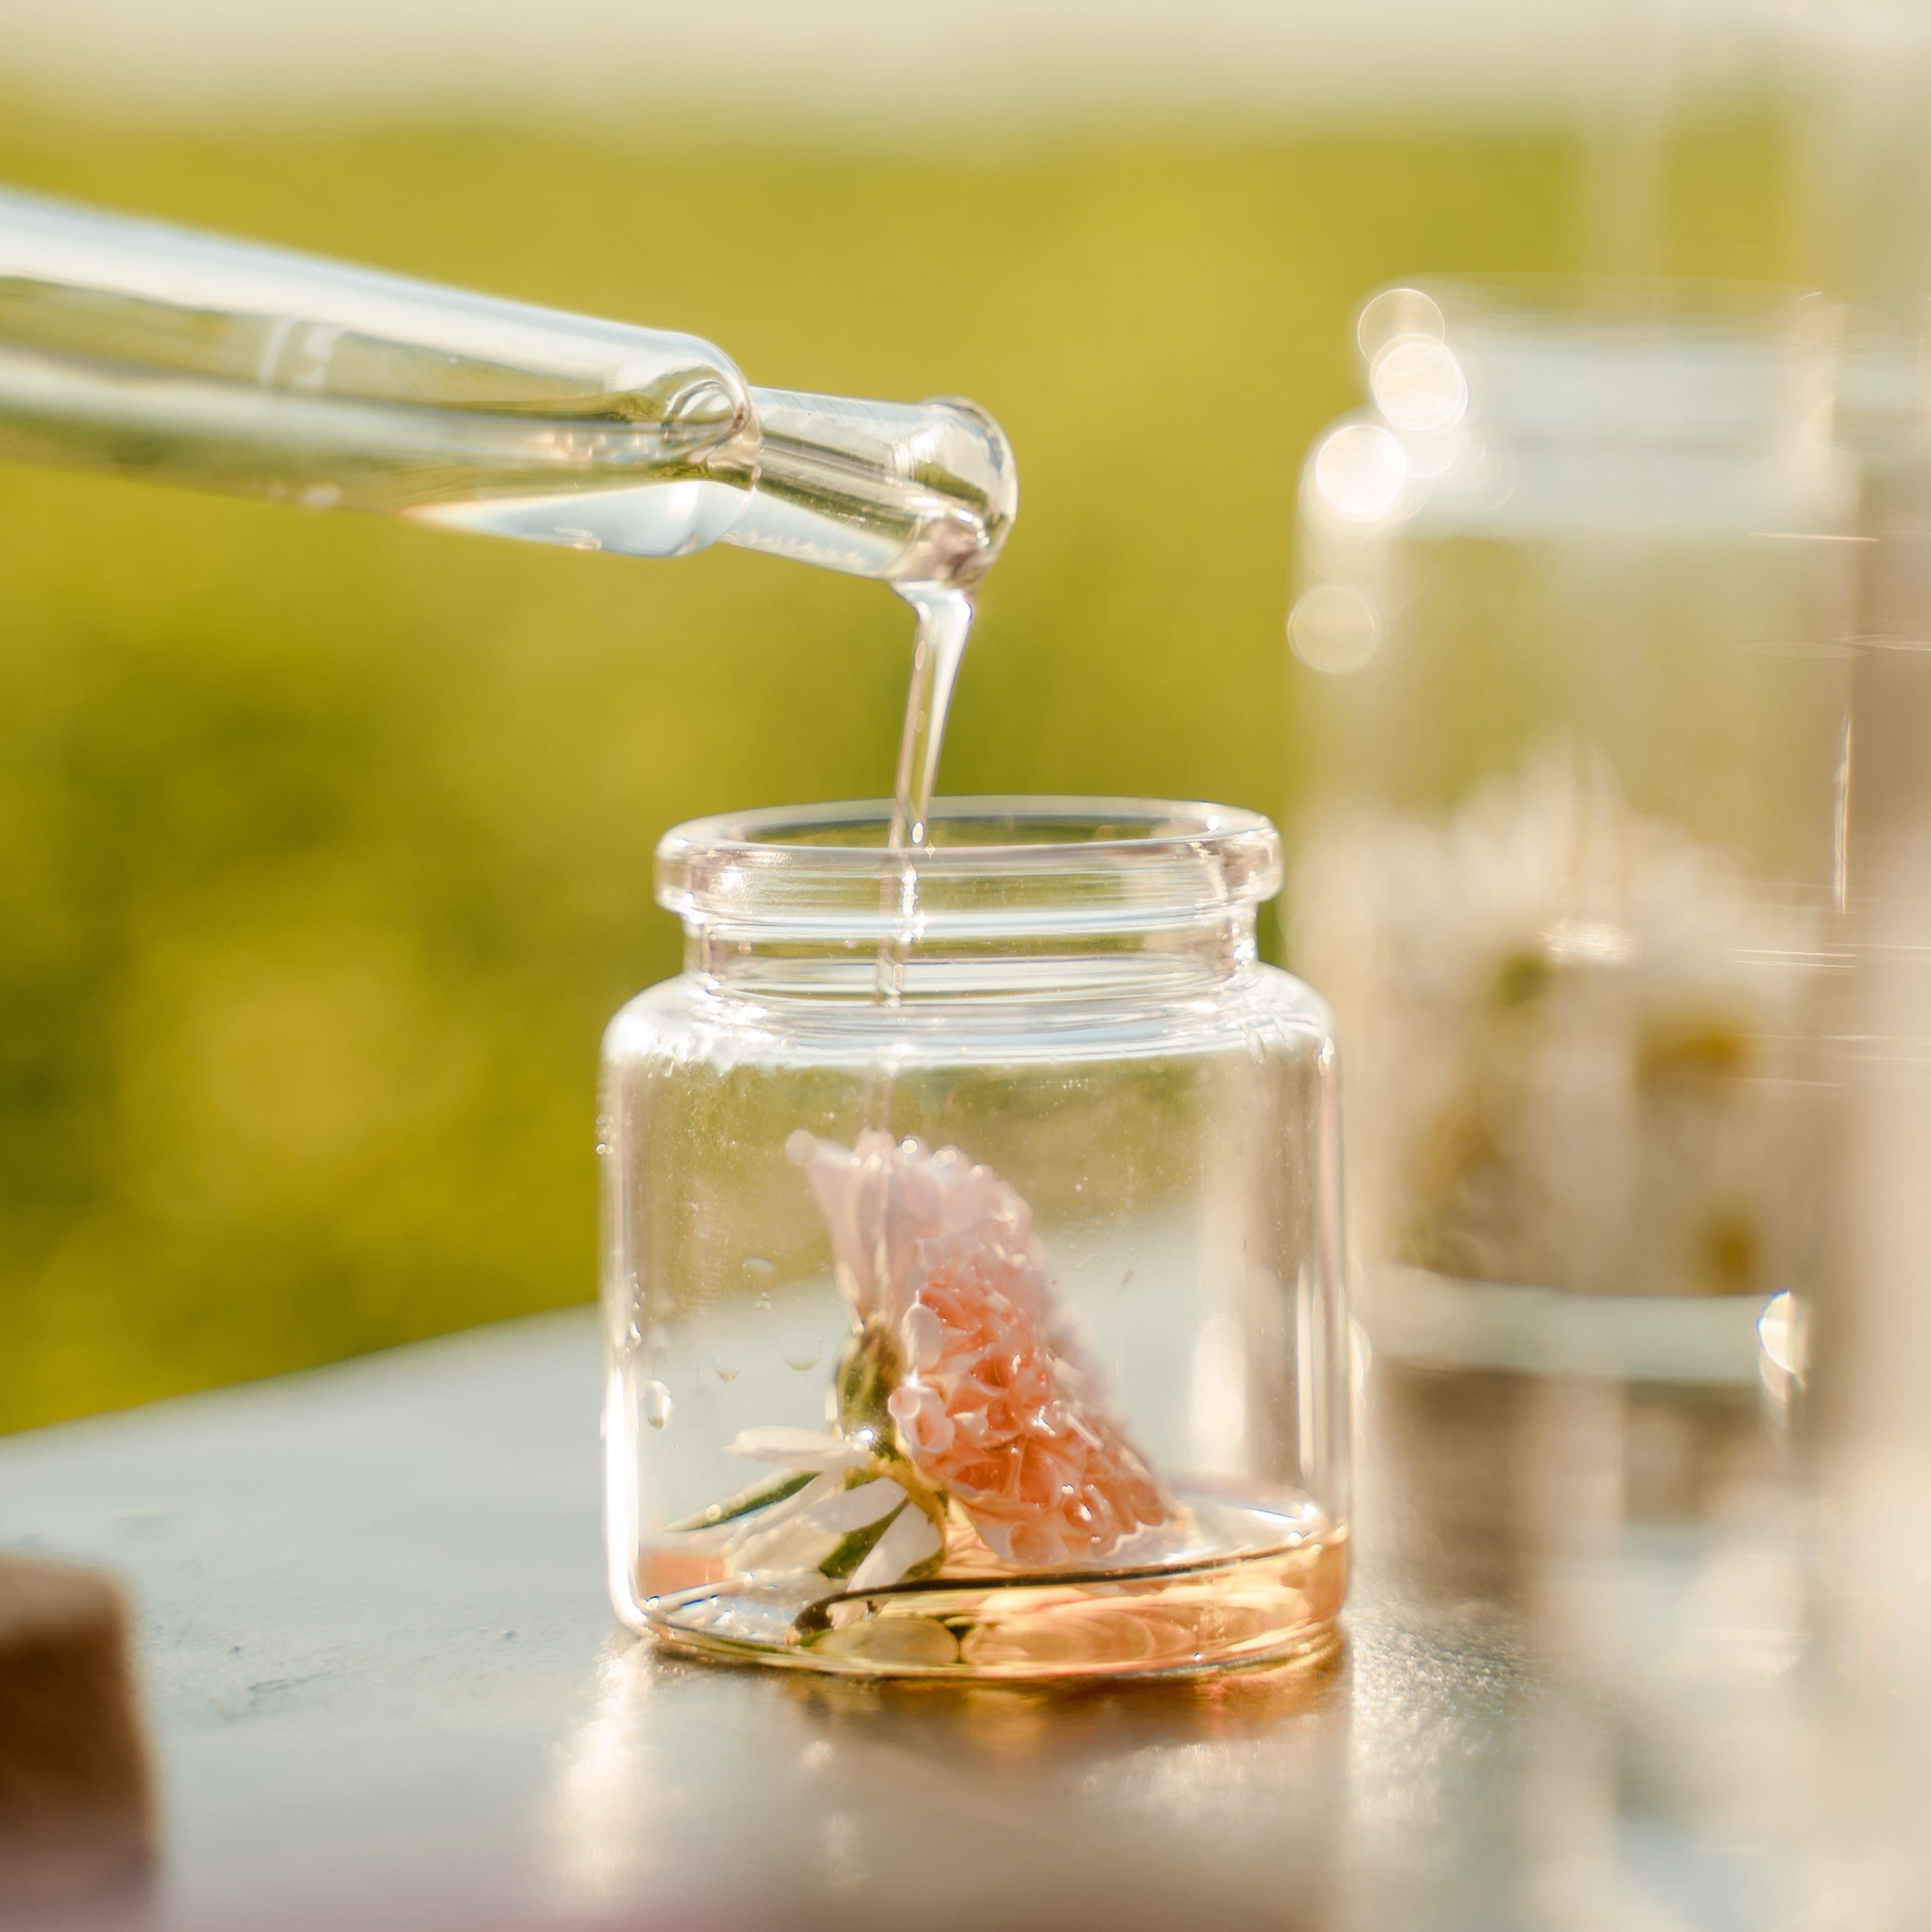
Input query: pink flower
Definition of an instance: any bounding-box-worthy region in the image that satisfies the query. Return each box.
[789,1130,1172,1568]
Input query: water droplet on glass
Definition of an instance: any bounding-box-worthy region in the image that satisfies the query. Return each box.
[783,1331,821,1371]
[742,1257,776,1284]
[642,1381,673,1429]
[712,1342,743,1383]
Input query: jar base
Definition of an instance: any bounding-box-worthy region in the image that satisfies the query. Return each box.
[640,1520,1348,1682]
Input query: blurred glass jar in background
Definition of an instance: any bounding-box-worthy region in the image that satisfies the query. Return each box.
[601,800,1349,1679]
[1288,283,1852,1385]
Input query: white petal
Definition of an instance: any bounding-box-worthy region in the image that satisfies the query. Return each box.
[805,1477,907,1535]
[731,1515,840,1574]
[728,1427,869,1470]
[724,1471,845,1554]
[848,1502,943,1593]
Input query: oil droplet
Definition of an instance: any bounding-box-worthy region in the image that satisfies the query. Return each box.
[712,1342,743,1383]
[642,1380,673,1429]
[783,1330,821,1371]
[742,1257,776,1284]
[753,1293,772,1313]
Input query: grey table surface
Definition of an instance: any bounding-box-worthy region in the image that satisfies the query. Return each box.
[0,1309,1858,1931]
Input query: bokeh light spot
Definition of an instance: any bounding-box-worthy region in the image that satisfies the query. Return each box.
[1356,286,1445,362]
[1288,584,1381,675]
[1311,423,1408,523]
[1370,335,1468,436]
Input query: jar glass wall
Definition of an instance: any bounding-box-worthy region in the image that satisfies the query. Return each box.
[601,799,1349,1679]
[1289,282,1851,1382]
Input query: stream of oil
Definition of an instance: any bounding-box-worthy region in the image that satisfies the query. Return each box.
[861,581,976,1127]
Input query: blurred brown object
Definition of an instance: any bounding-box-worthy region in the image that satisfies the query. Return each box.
[0,1553,154,1909]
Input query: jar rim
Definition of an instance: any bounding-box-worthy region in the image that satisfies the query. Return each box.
[656,796,1283,940]
[1362,274,1841,444]
[1396,274,1827,326]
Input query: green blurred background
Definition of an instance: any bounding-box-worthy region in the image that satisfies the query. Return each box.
[0,100,1792,1430]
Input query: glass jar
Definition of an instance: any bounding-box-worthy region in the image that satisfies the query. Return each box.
[600,798,1349,1679]
[1287,282,1852,1383]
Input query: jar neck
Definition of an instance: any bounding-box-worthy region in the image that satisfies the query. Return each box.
[684,912,1258,999]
